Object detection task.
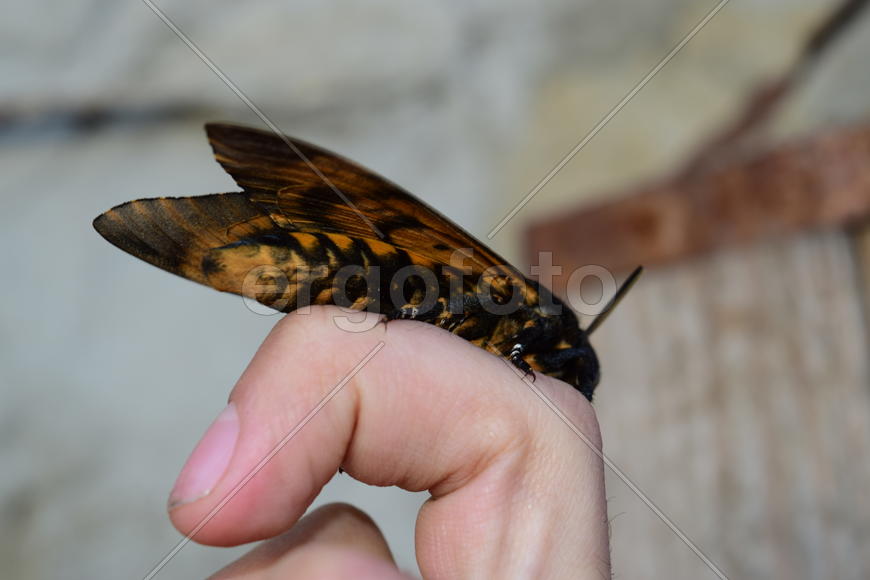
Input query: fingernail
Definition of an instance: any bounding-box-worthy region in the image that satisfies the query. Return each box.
[169,402,239,510]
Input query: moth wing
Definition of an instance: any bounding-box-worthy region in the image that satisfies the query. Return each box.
[94,123,534,307]
[93,194,444,312]
[92,192,272,286]
[206,123,519,281]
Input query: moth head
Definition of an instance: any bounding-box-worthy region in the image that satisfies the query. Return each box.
[571,335,601,401]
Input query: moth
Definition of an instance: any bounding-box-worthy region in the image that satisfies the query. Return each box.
[93,124,639,401]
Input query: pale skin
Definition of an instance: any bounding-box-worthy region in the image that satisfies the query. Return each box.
[167,306,611,579]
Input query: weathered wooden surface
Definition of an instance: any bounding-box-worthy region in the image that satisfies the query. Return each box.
[586,230,870,580]
[853,223,870,334]
[526,126,870,280]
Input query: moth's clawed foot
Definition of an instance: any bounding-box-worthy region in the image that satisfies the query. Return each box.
[515,363,536,382]
[508,343,536,382]
[511,358,536,382]
[391,301,451,325]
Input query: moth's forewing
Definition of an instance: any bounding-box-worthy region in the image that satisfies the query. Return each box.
[206,123,521,284]
[95,123,532,308]
[94,192,467,318]
[92,192,264,286]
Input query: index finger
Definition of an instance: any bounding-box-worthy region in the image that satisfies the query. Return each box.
[168,306,610,578]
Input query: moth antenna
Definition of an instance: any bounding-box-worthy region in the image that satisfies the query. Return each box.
[585,266,643,335]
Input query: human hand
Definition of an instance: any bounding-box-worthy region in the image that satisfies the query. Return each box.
[167,306,610,578]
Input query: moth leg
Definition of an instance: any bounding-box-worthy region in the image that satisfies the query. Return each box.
[501,314,567,381]
[507,343,536,382]
[385,297,448,323]
[391,305,421,320]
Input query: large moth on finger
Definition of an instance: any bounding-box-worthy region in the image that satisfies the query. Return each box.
[94,124,639,400]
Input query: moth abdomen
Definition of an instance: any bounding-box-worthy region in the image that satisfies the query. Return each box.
[200,230,453,316]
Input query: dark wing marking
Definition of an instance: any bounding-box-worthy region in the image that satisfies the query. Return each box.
[205,123,520,282]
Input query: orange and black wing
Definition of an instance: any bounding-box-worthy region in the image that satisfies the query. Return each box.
[93,191,265,287]
[92,123,607,399]
[204,123,520,281]
[93,123,530,311]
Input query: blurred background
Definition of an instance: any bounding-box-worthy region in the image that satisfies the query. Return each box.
[2,0,869,578]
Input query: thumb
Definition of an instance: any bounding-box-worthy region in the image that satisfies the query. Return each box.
[168,306,608,578]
